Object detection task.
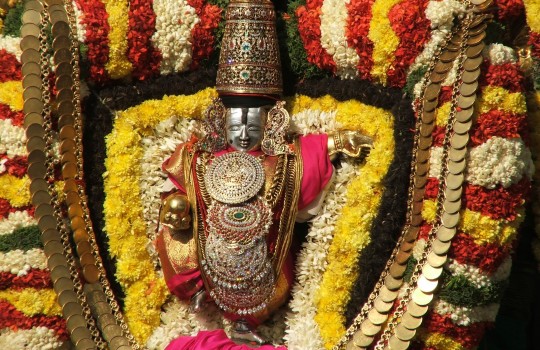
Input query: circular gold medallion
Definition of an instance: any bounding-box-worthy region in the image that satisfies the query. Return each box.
[205,152,265,204]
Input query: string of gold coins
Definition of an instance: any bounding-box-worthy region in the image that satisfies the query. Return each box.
[22,0,141,349]
[335,0,492,349]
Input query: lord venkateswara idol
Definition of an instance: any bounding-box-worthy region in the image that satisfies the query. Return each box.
[154,0,372,347]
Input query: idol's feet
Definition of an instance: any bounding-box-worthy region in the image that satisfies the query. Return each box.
[189,290,207,313]
[231,319,267,347]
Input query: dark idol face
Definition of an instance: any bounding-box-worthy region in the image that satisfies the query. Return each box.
[226,107,266,152]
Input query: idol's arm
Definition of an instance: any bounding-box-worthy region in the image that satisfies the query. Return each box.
[327,130,373,161]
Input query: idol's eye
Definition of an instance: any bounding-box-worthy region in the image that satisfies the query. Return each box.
[229,125,241,131]
[248,126,260,131]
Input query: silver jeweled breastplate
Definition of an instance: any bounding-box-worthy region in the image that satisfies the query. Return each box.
[202,152,275,315]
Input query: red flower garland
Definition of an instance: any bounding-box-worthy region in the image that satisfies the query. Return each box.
[74,0,111,84]
[386,0,430,88]
[463,178,530,221]
[470,110,528,147]
[424,178,530,221]
[187,0,222,70]
[493,0,525,21]
[0,50,21,83]
[296,0,337,73]
[481,62,524,92]
[0,300,68,340]
[450,232,513,273]
[0,199,34,219]
[1,155,28,178]
[431,126,446,147]
[422,313,489,348]
[529,31,540,59]
[0,270,52,290]
[127,0,162,80]
[0,104,25,127]
[437,86,453,106]
[345,0,375,80]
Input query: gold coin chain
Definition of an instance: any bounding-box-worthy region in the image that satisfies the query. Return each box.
[62,0,141,348]
[24,1,105,348]
[331,24,457,350]
[373,15,473,350]
[335,0,491,347]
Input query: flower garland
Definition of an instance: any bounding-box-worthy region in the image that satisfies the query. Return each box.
[151,0,198,75]
[0,49,20,82]
[296,0,338,73]
[186,0,222,70]
[408,0,467,96]
[409,44,532,349]
[74,0,111,83]
[386,0,430,87]
[104,88,216,343]
[367,0,402,85]
[102,0,133,79]
[0,24,66,348]
[285,108,362,350]
[309,98,395,348]
[0,288,61,316]
[0,327,64,349]
[345,0,375,81]
[0,300,68,341]
[127,0,161,80]
[319,0,360,78]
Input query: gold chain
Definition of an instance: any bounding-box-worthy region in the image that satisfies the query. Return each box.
[37,3,105,348]
[372,15,473,349]
[61,0,142,347]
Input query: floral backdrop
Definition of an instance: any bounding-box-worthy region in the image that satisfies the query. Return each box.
[1,0,539,349]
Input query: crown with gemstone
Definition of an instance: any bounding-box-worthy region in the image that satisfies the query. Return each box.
[216,0,282,99]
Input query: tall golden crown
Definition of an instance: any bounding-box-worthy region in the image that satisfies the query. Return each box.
[216,0,282,98]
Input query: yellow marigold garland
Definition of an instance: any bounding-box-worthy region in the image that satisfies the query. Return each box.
[421,199,524,246]
[0,174,31,207]
[290,96,395,348]
[368,0,402,85]
[104,88,216,343]
[523,0,540,32]
[102,0,133,79]
[0,288,61,316]
[0,80,23,110]
[477,86,527,115]
[420,331,466,350]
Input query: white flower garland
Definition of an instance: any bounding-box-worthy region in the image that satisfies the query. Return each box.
[71,0,87,43]
[429,137,534,189]
[410,0,467,98]
[483,43,517,65]
[0,248,47,276]
[0,35,22,59]
[0,211,36,235]
[0,119,26,158]
[465,137,534,189]
[319,0,359,79]
[151,0,199,75]
[139,117,199,245]
[446,256,512,289]
[0,327,63,350]
[285,108,358,350]
[433,300,500,326]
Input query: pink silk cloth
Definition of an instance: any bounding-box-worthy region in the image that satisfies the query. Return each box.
[165,330,287,350]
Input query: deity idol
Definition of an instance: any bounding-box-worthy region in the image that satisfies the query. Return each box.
[154,0,372,346]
